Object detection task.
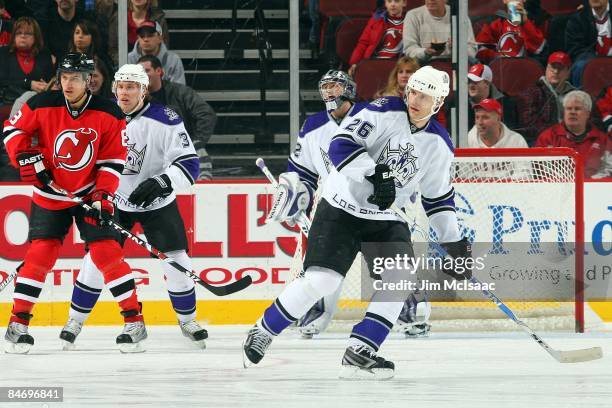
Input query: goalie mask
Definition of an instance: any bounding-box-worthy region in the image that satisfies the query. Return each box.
[405,66,450,121]
[318,70,356,111]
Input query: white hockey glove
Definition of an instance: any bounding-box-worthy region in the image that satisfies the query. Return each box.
[267,172,313,226]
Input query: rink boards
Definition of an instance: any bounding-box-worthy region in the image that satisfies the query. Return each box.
[0,181,610,325]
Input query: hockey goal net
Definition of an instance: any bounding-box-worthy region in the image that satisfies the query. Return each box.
[291,148,585,333]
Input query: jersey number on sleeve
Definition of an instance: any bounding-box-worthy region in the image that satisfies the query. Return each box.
[8,110,22,126]
[343,118,374,139]
[178,132,190,147]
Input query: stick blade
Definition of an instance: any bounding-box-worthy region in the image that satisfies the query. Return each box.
[553,347,603,363]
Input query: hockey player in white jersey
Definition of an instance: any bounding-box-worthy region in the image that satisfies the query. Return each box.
[269,70,431,339]
[59,64,208,350]
[243,66,471,379]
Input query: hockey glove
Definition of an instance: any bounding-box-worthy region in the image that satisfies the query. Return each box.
[128,174,173,208]
[365,164,395,211]
[84,190,115,227]
[267,172,313,226]
[16,149,50,188]
[440,237,473,280]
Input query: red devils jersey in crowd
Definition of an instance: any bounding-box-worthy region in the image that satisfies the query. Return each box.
[3,91,127,210]
[475,18,546,63]
[375,16,404,59]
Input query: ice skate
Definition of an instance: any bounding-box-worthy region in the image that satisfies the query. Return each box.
[59,318,83,350]
[339,344,395,380]
[179,320,208,349]
[4,322,34,354]
[242,324,273,368]
[116,321,147,353]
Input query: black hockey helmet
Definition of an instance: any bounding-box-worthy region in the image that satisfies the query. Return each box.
[57,52,95,77]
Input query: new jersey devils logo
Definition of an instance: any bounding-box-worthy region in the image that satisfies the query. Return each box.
[53,128,98,171]
[498,31,524,57]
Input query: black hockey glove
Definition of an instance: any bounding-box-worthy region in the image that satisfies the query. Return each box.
[365,164,395,211]
[128,174,173,208]
[440,237,473,280]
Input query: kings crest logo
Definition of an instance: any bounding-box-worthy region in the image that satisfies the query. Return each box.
[370,98,389,108]
[164,107,180,121]
[376,141,418,187]
[124,143,147,175]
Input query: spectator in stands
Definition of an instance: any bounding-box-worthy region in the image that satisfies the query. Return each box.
[138,55,216,180]
[128,21,185,85]
[43,0,92,61]
[88,57,112,99]
[475,0,547,64]
[0,17,53,120]
[403,0,477,63]
[515,51,576,144]
[347,0,407,77]
[468,98,528,148]
[0,0,13,47]
[467,63,517,130]
[536,90,611,178]
[68,19,114,77]
[129,0,168,48]
[566,0,612,87]
[596,86,612,132]
[375,56,420,97]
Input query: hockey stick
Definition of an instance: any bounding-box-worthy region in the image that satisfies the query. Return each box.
[255,158,311,236]
[390,203,603,363]
[47,180,252,296]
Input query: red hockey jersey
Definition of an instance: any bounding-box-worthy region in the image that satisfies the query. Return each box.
[475,18,546,63]
[3,91,127,210]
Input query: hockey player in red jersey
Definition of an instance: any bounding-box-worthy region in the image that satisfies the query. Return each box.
[2,53,147,354]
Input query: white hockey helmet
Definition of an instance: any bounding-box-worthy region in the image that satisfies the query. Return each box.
[112,64,149,95]
[405,66,450,119]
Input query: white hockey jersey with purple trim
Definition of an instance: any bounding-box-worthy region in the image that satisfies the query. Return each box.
[115,102,200,212]
[288,102,368,189]
[322,96,460,242]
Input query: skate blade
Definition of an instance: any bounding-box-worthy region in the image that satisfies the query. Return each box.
[118,341,146,354]
[241,340,255,368]
[61,340,76,351]
[4,341,31,354]
[339,365,395,380]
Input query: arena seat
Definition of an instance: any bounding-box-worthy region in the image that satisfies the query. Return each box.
[489,57,544,97]
[353,59,397,101]
[581,57,612,98]
[540,0,582,15]
[336,18,369,68]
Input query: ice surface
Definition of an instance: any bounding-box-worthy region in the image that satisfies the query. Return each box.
[1,326,610,408]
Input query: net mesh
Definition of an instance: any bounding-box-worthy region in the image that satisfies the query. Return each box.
[289,152,580,331]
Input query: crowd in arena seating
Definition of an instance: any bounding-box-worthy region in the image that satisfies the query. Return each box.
[324,0,611,178]
[0,0,215,181]
[0,0,610,180]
